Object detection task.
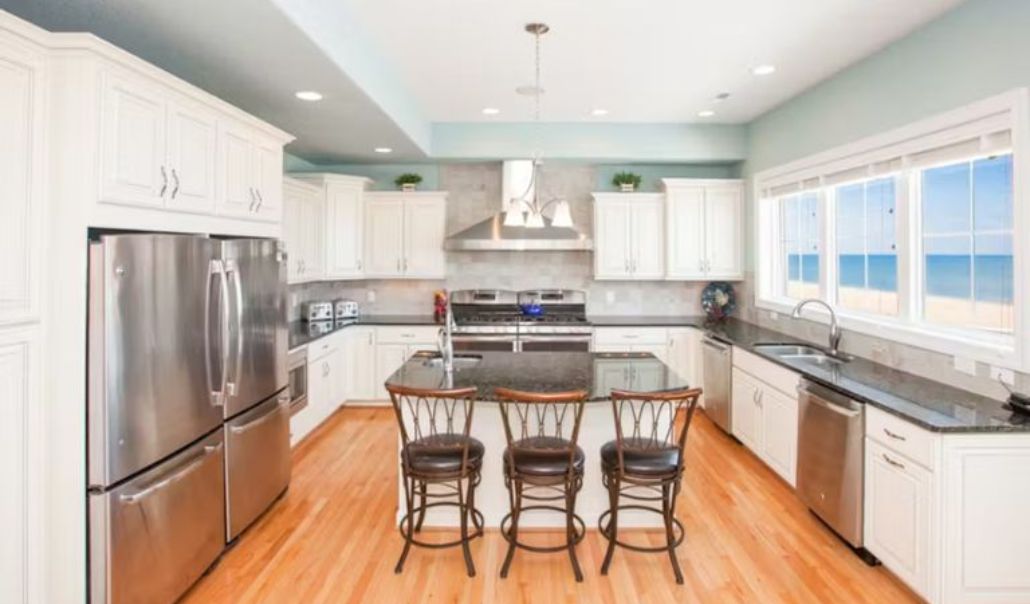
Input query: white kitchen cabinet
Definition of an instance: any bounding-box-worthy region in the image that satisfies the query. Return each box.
[374,344,409,401]
[592,193,665,280]
[0,32,45,325]
[731,350,800,486]
[216,120,282,223]
[165,98,218,213]
[288,174,371,279]
[866,438,933,599]
[99,70,167,208]
[346,327,378,400]
[663,179,744,280]
[731,369,763,452]
[759,385,798,485]
[283,177,324,283]
[370,326,440,400]
[365,192,447,279]
[667,328,703,398]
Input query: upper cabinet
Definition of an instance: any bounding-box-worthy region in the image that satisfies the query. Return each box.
[592,193,665,280]
[283,177,325,284]
[664,179,744,280]
[0,31,46,326]
[365,192,447,279]
[216,121,283,222]
[287,173,372,280]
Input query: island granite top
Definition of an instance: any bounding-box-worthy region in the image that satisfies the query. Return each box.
[385,351,692,402]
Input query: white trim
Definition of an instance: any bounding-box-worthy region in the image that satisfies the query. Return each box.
[753,89,1029,371]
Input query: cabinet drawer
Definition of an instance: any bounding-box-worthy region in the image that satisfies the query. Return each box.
[733,348,799,397]
[375,325,439,345]
[593,327,667,346]
[866,405,938,471]
[307,334,341,362]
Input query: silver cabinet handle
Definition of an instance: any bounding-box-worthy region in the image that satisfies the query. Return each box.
[396,258,401,272]
[357,259,363,270]
[248,187,257,211]
[624,259,630,273]
[119,443,222,504]
[171,168,180,199]
[882,453,906,470]
[323,361,329,377]
[883,428,907,442]
[255,188,263,212]
[403,258,408,272]
[159,165,168,197]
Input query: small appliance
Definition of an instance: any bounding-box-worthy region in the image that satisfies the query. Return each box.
[301,301,333,322]
[334,299,360,322]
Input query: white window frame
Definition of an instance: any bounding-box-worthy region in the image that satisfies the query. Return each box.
[753,89,1030,371]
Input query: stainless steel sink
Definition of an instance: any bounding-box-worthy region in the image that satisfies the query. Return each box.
[419,353,483,369]
[752,343,852,365]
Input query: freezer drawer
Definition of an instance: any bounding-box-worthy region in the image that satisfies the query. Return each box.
[89,430,225,604]
[225,389,292,541]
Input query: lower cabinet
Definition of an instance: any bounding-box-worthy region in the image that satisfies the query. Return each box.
[371,326,439,400]
[345,327,377,401]
[291,333,342,446]
[592,327,702,391]
[730,351,799,487]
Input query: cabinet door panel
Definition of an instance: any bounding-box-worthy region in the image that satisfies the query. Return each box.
[282,183,306,283]
[99,72,166,207]
[761,386,798,486]
[0,40,44,324]
[374,344,408,400]
[219,125,255,217]
[403,198,446,278]
[325,183,364,278]
[166,100,217,214]
[731,370,761,451]
[349,328,377,399]
[666,187,706,279]
[632,199,665,279]
[704,185,743,278]
[252,141,282,222]
[304,190,325,279]
[866,440,931,598]
[364,199,405,277]
[594,202,632,278]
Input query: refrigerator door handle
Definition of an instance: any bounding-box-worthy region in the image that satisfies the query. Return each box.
[225,259,244,398]
[206,259,227,407]
[118,443,223,505]
[229,393,289,435]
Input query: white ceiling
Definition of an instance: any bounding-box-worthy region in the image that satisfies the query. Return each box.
[342,0,963,123]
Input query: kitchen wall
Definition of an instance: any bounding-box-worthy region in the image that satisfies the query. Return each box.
[738,0,1030,399]
[289,161,726,318]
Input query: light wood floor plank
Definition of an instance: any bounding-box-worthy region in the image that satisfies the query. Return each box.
[182,407,922,603]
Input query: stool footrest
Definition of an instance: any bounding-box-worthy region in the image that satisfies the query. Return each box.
[598,505,685,552]
[500,505,586,553]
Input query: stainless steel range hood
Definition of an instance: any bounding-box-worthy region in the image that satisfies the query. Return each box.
[444,160,593,252]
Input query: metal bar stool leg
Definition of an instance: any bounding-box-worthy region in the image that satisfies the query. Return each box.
[663,482,684,584]
[414,481,428,532]
[458,476,476,577]
[395,474,416,574]
[500,479,522,579]
[566,483,584,582]
[600,475,619,575]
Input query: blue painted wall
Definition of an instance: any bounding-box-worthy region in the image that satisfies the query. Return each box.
[285,155,442,190]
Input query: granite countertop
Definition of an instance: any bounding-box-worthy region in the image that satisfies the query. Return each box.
[289,315,438,349]
[386,351,690,402]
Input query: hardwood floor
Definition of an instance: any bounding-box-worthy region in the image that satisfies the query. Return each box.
[183,407,921,604]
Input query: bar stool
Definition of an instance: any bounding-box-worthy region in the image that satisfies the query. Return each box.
[598,387,702,584]
[495,387,589,582]
[387,384,485,577]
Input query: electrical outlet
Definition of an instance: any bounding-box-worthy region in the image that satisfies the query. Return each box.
[990,365,1015,385]
[366,290,376,303]
[953,356,977,376]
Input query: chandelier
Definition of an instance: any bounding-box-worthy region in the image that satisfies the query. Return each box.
[503,23,574,230]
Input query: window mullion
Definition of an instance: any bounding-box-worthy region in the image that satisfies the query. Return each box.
[822,188,834,304]
[899,171,917,323]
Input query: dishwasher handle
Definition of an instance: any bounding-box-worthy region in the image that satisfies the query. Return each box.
[798,379,863,415]
[702,337,730,355]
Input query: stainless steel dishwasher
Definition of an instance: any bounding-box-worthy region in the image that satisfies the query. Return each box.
[796,379,870,556]
[701,336,732,433]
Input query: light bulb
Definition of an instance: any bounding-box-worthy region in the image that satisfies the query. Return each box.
[550,200,573,228]
[525,211,545,228]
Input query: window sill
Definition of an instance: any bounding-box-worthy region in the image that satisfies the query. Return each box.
[754,295,1019,370]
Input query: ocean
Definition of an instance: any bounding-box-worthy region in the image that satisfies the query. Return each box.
[788,254,1013,303]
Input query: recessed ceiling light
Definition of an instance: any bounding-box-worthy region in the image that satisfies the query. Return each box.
[751,64,776,76]
[698,110,716,118]
[591,108,609,116]
[482,107,500,115]
[374,147,392,154]
[295,90,323,101]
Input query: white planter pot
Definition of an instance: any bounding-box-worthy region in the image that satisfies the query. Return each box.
[401,183,417,192]
[620,183,635,192]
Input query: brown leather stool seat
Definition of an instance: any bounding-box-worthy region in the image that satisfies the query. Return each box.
[600,438,680,477]
[504,437,585,477]
[404,434,485,475]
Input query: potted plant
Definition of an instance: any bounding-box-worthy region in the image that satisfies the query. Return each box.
[612,172,642,192]
[395,173,423,192]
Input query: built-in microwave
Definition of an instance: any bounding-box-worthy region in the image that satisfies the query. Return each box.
[287,347,308,415]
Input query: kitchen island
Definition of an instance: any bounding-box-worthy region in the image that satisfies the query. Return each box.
[385,350,692,528]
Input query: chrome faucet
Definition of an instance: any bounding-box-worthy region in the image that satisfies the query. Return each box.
[791,299,843,357]
[437,294,456,374]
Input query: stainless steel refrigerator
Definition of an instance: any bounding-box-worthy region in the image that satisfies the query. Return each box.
[87,234,291,604]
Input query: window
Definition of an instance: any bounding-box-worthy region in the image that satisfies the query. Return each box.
[836,177,898,315]
[920,154,1013,333]
[780,192,820,299]
[754,89,1025,368]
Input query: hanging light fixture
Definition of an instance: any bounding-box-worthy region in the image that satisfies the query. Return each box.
[503,22,575,230]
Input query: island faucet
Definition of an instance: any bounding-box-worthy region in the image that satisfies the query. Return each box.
[790,298,843,356]
[437,294,456,374]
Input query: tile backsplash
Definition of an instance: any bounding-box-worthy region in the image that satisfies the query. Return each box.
[288,161,710,319]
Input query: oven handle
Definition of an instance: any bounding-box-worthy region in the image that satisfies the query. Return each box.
[451,334,519,342]
[517,334,593,342]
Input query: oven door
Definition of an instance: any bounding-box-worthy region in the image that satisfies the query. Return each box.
[518,334,592,352]
[453,334,518,352]
[287,350,308,415]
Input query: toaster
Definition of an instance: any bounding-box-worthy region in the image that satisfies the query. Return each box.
[301,301,333,322]
[334,299,360,319]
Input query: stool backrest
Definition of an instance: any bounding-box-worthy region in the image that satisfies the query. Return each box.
[387,384,478,474]
[609,388,702,477]
[494,387,589,476]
